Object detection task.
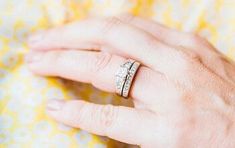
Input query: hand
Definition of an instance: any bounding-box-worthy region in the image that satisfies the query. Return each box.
[26,15,235,147]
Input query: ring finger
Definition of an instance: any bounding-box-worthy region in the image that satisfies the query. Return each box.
[25,49,172,107]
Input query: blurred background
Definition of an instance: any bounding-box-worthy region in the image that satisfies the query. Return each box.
[0,0,235,147]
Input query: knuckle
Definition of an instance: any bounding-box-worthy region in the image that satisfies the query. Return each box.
[173,48,201,72]
[118,14,135,23]
[188,51,200,60]
[92,52,112,73]
[184,51,201,67]
[189,33,201,41]
[105,16,122,27]
[190,33,217,53]
[179,46,200,60]
[174,48,189,62]
[101,17,122,37]
[189,33,208,44]
[99,105,118,130]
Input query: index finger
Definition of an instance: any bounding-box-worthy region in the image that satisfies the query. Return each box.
[28,17,183,74]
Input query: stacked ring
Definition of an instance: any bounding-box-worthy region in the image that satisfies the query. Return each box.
[115,59,140,98]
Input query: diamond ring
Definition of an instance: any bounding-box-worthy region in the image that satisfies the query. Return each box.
[115,59,140,98]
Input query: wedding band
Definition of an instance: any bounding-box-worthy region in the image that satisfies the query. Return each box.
[121,61,140,97]
[115,59,140,98]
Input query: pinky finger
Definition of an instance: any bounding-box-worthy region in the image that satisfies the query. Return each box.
[46,99,156,145]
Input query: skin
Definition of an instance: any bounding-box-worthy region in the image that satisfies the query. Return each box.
[26,15,235,148]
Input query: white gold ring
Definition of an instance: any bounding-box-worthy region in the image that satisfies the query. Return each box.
[115,59,140,98]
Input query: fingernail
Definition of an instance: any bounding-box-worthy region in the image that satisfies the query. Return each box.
[25,52,43,63]
[46,99,65,111]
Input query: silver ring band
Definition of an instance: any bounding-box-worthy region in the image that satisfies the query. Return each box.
[115,59,140,98]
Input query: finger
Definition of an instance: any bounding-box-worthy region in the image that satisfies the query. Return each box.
[25,50,166,103]
[118,14,217,52]
[118,14,196,48]
[46,99,156,145]
[117,15,231,80]
[28,17,183,73]
[118,15,231,81]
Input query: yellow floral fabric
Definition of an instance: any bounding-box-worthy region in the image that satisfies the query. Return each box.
[0,0,235,147]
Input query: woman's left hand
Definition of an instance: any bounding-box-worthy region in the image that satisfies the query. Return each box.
[26,15,235,147]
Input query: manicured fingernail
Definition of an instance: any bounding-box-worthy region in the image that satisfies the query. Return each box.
[25,52,43,63]
[46,99,65,111]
